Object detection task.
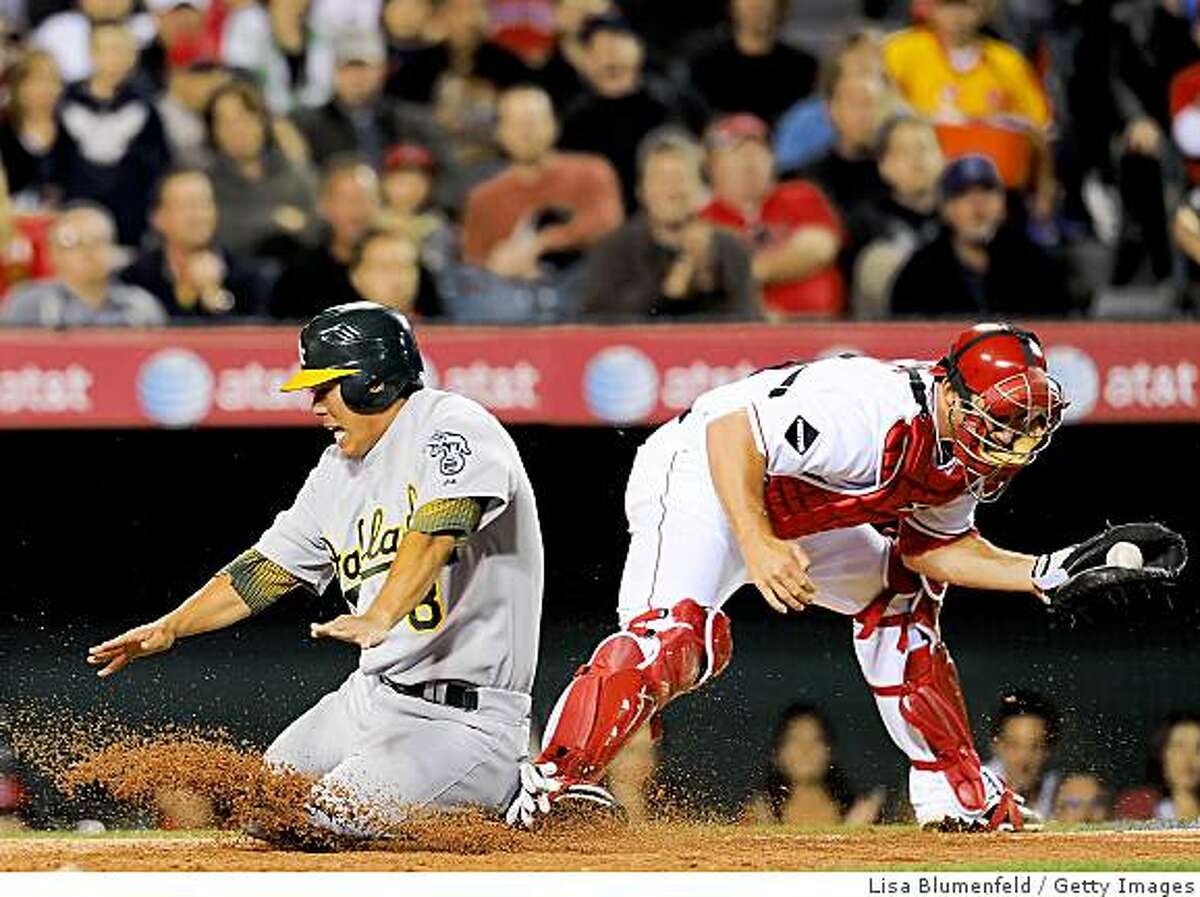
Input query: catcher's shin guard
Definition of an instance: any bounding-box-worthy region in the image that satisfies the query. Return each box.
[537,599,731,783]
[853,554,993,824]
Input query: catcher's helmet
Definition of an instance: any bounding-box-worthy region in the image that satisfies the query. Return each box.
[936,323,1065,501]
[279,301,424,413]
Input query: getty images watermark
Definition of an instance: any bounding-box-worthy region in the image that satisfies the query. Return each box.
[868,874,1197,895]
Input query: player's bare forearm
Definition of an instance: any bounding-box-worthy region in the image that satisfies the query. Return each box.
[87,575,250,676]
[363,531,458,629]
[902,533,1038,594]
[708,411,815,611]
[164,574,254,637]
[707,411,773,546]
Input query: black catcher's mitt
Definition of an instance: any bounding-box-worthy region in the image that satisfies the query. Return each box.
[1032,522,1188,606]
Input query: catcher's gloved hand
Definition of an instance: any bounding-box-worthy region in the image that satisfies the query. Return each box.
[504,760,562,828]
[1031,522,1187,605]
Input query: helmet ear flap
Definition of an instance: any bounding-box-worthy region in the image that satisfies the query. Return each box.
[338,371,402,413]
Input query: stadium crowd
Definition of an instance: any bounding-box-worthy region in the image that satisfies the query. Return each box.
[2,0,1200,324]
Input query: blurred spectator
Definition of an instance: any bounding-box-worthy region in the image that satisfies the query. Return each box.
[890,155,1071,317]
[31,0,155,85]
[120,168,262,318]
[57,22,172,246]
[0,49,67,207]
[1051,773,1112,825]
[743,704,885,826]
[380,142,454,274]
[138,0,215,91]
[699,113,844,319]
[436,0,529,88]
[204,80,317,264]
[1116,712,1200,822]
[792,69,890,220]
[884,0,1055,218]
[462,85,622,276]
[348,228,440,318]
[267,157,379,319]
[685,0,817,128]
[617,0,726,66]
[218,0,294,114]
[558,14,689,211]
[1173,185,1200,311]
[984,687,1064,823]
[605,719,658,823]
[519,0,609,112]
[847,115,944,316]
[0,203,166,326]
[580,128,757,320]
[488,0,556,63]
[773,28,887,174]
[383,0,449,105]
[155,60,231,169]
[292,28,460,210]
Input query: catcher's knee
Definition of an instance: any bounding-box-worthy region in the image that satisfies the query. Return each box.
[628,599,732,698]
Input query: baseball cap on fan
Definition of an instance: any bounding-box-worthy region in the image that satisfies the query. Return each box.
[385,142,436,172]
[705,113,770,152]
[939,154,1003,200]
[334,29,387,67]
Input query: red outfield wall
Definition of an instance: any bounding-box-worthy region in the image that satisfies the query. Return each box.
[0,322,1196,428]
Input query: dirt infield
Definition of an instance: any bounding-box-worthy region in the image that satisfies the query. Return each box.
[3,825,1200,872]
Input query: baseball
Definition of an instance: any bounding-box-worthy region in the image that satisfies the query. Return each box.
[1106,541,1144,569]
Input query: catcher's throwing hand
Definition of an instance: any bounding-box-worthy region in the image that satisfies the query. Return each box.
[744,536,816,614]
[1031,522,1188,606]
[87,621,177,678]
[310,614,390,649]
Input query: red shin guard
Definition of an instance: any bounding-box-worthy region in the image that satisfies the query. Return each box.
[538,599,731,783]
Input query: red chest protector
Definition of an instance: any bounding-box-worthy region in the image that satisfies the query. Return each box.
[764,371,967,540]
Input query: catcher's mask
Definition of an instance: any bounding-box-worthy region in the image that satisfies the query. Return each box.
[936,323,1065,501]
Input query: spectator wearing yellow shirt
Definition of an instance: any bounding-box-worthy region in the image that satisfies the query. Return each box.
[883,0,1055,221]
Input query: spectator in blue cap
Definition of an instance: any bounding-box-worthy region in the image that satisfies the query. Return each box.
[889,153,1074,317]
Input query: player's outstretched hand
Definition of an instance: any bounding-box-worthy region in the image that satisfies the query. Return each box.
[310,614,390,649]
[744,536,816,614]
[87,621,177,678]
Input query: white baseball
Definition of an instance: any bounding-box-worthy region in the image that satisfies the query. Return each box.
[1105,541,1144,569]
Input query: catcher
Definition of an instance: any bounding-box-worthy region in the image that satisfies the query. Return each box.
[509,323,1185,831]
[88,302,544,841]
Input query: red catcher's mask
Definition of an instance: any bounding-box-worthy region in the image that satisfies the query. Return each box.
[936,324,1065,501]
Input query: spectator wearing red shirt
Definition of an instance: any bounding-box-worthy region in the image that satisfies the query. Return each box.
[700,113,844,318]
[461,84,623,276]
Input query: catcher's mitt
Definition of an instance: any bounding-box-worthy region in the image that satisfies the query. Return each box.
[1032,522,1188,606]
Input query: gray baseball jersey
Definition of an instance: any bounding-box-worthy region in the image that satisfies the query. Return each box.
[254,387,543,693]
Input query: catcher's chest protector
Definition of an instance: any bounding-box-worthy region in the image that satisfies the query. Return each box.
[766,413,966,540]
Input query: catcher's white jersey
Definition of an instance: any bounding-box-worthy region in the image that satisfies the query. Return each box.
[678,354,978,539]
[616,355,977,622]
[255,387,543,692]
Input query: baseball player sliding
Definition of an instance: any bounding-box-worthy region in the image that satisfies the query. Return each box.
[88,302,543,842]
[509,322,1182,831]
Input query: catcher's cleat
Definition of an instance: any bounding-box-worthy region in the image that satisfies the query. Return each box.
[552,782,629,825]
[920,791,1043,833]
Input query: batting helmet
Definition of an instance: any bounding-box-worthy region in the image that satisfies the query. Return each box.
[279,301,424,413]
[935,323,1065,501]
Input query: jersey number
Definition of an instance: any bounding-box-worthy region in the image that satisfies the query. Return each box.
[768,365,807,398]
[407,582,445,632]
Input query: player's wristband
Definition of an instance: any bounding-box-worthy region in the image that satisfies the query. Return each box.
[222,549,304,615]
[410,497,484,540]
